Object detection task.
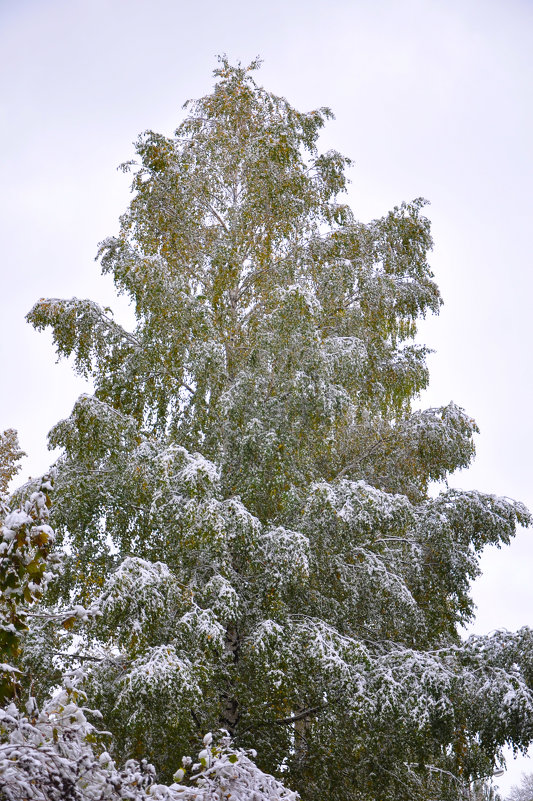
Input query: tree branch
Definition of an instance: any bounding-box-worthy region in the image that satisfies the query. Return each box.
[275,705,324,725]
[205,202,229,233]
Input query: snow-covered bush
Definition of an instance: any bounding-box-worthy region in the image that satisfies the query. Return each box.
[0,686,155,800]
[0,702,298,801]
[151,732,299,801]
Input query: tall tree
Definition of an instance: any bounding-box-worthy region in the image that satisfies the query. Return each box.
[25,59,533,801]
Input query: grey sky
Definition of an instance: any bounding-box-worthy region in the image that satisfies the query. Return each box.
[1,0,532,792]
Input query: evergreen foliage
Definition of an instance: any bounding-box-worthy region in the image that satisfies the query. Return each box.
[6,58,533,800]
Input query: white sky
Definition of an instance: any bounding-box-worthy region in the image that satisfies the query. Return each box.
[1,0,532,793]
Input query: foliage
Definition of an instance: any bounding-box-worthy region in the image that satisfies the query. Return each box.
[150,731,300,800]
[0,428,56,704]
[0,442,93,706]
[0,429,25,497]
[0,686,154,800]
[0,450,292,801]
[18,57,533,801]
[470,778,502,801]
[0,691,292,800]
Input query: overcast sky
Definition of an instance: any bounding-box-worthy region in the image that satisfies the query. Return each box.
[1,0,532,792]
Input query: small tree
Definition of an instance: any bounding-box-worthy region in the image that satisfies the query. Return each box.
[0,430,55,704]
[0,429,24,497]
[25,59,533,801]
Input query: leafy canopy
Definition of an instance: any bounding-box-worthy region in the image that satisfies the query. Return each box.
[19,58,533,801]
[28,57,445,520]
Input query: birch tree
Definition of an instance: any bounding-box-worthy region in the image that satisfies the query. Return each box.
[23,58,533,801]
